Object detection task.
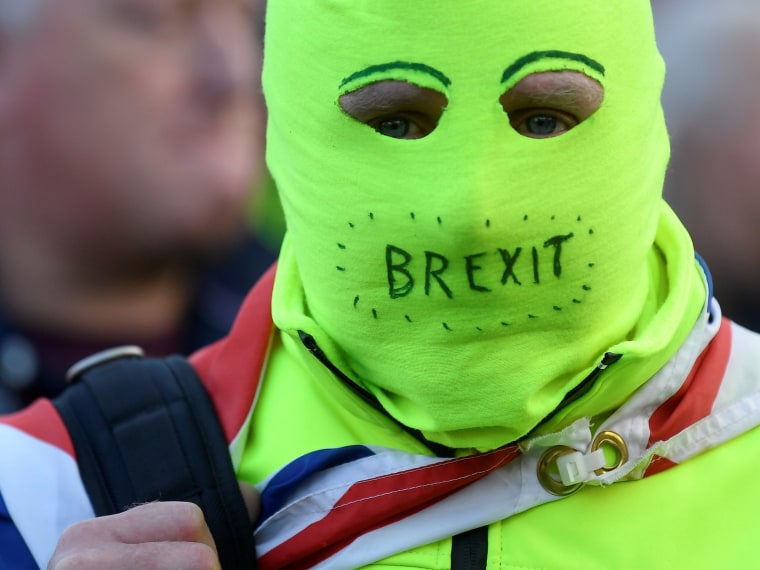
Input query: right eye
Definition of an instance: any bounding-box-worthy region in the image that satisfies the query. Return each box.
[339,81,447,140]
[369,115,429,139]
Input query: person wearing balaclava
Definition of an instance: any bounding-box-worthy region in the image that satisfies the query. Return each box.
[5,1,760,569]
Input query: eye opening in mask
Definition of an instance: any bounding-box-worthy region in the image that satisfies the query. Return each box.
[339,80,449,140]
[500,71,604,139]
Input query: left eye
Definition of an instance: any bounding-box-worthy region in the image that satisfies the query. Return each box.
[372,117,419,139]
[339,81,448,140]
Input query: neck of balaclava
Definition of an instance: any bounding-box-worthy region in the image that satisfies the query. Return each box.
[272,201,707,452]
[525,203,707,440]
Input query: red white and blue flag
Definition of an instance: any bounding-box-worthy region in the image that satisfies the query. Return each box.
[250,308,760,569]
[2,292,760,569]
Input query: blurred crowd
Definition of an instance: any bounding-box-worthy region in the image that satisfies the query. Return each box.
[2,2,760,567]
[0,0,279,411]
[654,0,760,329]
[2,0,759,409]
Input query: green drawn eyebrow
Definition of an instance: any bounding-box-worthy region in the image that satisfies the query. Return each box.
[340,61,452,89]
[501,51,605,84]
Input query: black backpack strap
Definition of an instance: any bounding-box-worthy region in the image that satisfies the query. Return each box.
[52,347,257,570]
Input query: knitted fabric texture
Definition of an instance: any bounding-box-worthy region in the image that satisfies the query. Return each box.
[263,0,704,448]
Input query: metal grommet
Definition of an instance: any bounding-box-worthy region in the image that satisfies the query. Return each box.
[590,430,628,475]
[65,345,145,384]
[537,445,583,496]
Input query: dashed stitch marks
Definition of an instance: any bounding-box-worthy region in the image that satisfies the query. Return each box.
[337,211,597,331]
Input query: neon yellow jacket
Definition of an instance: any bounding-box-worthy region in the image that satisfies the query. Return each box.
[1,263,758,569]
[189,265,760,569]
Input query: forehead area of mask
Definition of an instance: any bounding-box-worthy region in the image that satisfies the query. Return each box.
[264,0,658,100]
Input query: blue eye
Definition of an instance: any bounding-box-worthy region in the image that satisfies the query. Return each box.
[500,71,604,139]
[375,118,411,139]
[340,81,447,140]
[526,115,560,135]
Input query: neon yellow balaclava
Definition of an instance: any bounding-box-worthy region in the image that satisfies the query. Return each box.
[264,1,705,449]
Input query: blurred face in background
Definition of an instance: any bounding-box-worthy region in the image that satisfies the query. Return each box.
[664,33,760,322]
[0,0,264,262]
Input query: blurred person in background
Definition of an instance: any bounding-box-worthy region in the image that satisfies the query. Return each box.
[20,1,760,568]
[0,0,275,411]
[655,0,760,329]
